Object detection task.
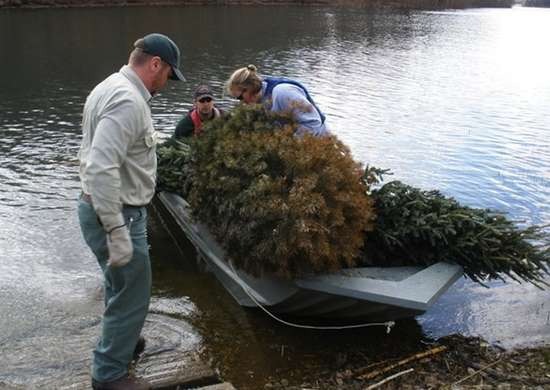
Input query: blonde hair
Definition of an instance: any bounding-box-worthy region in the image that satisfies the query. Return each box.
[225,64,262,94]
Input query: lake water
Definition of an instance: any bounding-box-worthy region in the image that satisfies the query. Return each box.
[0,5,549,389]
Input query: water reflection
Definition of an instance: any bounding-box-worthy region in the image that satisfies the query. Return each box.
[421,278,550,348]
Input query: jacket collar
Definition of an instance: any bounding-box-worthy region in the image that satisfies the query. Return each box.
[120,65,153,104]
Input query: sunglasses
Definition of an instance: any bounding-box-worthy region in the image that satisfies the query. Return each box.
[198,97,212,103]
[235,89,246,101]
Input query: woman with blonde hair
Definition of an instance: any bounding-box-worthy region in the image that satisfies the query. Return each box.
[226,65,329,136]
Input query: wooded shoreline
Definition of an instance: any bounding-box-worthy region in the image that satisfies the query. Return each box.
[0,0,517,9]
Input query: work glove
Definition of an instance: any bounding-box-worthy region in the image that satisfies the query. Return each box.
[107,225,133,267]
[101,213,134,268]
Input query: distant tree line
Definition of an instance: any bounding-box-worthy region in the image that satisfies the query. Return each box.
[0,0,515,8]
[524,0,550,6]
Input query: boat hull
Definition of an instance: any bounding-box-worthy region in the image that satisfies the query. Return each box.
[153,192,463,321]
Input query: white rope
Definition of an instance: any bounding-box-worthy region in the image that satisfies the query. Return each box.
[229,262,395,333]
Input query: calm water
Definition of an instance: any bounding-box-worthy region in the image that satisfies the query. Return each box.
[1,5,549,388]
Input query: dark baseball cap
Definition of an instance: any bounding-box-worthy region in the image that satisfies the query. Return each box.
[138,33,185,81]
[194,85,214,100]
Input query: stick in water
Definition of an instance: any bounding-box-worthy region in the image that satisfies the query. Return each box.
[358,345,447,380]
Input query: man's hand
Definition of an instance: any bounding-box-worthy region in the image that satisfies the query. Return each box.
[107,225,133,267]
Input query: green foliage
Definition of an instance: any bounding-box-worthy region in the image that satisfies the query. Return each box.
[361,177,550,287]
[185,104,375,278]
[363,165,393,188]
[156,109,549,286]
[156,137,192,194]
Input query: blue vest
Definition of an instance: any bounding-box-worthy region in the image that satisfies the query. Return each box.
[264,77,326,124]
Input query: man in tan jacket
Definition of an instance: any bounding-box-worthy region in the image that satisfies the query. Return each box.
[78,33,184,390]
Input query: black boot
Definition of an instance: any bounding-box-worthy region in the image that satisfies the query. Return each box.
[92,375,151,390]
[133,336,146,361]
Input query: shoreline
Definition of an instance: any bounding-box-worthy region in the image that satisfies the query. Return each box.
[0,0,516,10]
[255,334,550,389]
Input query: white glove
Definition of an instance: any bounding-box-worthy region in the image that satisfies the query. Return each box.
[97,212,134,267]
[106,225,133,267]
[100,213,134,267]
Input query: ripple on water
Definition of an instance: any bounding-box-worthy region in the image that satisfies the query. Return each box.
[149,297,197,318]
[420,276,550,349]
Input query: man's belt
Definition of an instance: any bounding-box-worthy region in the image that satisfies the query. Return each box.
[80,192,146,209]
[80,192,93,204]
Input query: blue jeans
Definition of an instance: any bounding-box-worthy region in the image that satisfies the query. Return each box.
[78,199,152,382]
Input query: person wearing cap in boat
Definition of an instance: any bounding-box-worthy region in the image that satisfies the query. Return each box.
[226,64,329,137]
[77,33,184,390]
[174,84,223,137]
